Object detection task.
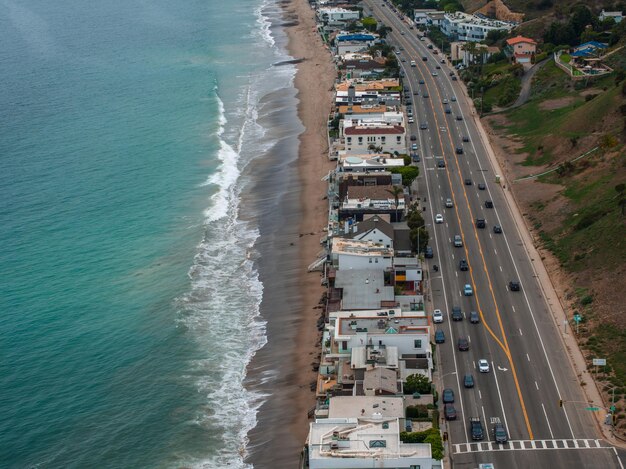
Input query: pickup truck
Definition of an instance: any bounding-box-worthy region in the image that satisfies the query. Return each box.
[470,417,484,440]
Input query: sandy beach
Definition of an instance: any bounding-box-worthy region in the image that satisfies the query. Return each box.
[244,0,335,467]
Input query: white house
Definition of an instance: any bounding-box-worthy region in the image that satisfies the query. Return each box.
[307,417,434,469]
[343,185,405,213]
[451,41,500,66]
[317,7,360,26]
[425,11,446,27]
[346,214,395,248]
[441,12,515,42]
[331,238,394,271]
[413,9,440,26]
[599,9,623,23]
[338,154,405,172]
[344,124,406,154]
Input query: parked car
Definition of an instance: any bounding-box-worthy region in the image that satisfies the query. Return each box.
[478,359,490,373]
[493,423,508,443]
[442,388,455,403]
[463,374,474,388]
[451,306,463,321]
[408,117,415,124]
[435,213,444,224]
[452,76,458,81]
[509,280,521,291]
[411,143,418,151]
[444,403,457,420]
[433,309,444,324]
[410,135,417,141]
[470,311,480,324]
[459,259,468,271]
[464,284,473,296]
[425,246,434,258]
[435,329,445,344]
[457,337,469,351]
[493,224,502,234]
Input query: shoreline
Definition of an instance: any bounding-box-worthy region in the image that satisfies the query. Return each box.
[244,0,335,467]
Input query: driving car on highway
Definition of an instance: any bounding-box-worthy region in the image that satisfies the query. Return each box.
[478,359,490,373]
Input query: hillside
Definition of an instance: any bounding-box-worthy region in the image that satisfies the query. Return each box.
[482,43,626,433]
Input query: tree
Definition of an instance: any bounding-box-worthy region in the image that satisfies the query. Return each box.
[389,166,419,186]
[570,4,594,38]
[361,17,377,32]
[386,185,404,221]
[410,226,429,253]
[406,207,425,230]
[404,373,432,394]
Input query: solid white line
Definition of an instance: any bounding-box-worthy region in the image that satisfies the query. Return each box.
[482,406,490,441]
[613,447,625,469]
[492,359,511,439]
[542,403,555,439]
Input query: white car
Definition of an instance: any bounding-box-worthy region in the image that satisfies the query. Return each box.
[408,117,415,123]
[435,214,444,224]
[478,359,490,373]
[432,71,438,76]
[433,309,444,323]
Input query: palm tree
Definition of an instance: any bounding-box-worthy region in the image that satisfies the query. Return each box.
[387,185,404,222]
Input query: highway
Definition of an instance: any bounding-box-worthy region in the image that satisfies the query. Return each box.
[364,1,624,467]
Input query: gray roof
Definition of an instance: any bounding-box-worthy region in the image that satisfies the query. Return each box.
[334,269,394,310]
[393,227,412,252]
[363,367,398,394]
[349,215,395,242]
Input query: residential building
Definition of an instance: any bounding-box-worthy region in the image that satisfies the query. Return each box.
[345,214,395,248]
[331,238,394,271]
[338,154,405,172]
[341,59,387,79]
[337,103,389,115]
[306,417,434,469]
[599,9,623,24]
[333,270,395,310]
[505,35,537,64]
[335,33,379,56]
[413,9,439,26]
[343,125,406,154]
[340,185,406,221]
[425,11,446,27]
[451,41,499,66]
[317,7,360,26]
[441,12,515,42]
[326,395,405,420]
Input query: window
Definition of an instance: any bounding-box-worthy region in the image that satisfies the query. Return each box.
[381,136,386,143]
[369,440,386,448]
[342,341,347,350]
[358,137,363,144]
[414,339,422,348]
[347,137,352,144]
[396,136,401,143]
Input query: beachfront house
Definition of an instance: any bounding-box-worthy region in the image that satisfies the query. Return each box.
[342,120,406,155]
[337,154,405,172]
[317,7,360,27]
[331,238,393,271]
[306,417,434,469]
[599,9,623,24]
[335,33,379,56]
[344,214,394,249]
[505,35,537,64]
[341,58,387,79]
[340,185,406,222]
[441,12,515,42]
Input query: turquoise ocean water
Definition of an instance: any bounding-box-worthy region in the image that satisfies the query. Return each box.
[0,0,299,467]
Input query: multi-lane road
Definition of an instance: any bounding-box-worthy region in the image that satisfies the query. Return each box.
[364,1,624,467]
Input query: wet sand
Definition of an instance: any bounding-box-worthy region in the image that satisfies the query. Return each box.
[244,0,334,467]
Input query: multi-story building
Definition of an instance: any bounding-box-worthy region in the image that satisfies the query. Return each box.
[505,35,537,64]
[441,12,515,42]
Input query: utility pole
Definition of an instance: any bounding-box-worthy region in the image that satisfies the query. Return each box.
[480,87,484,116]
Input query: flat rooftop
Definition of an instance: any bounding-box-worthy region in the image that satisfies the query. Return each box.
[332,238,394,256]
[334,269,394,310]
[337,315,428,336]
[328,396,405,419]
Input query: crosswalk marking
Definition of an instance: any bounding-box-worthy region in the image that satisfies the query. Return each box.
[453,439,610,454]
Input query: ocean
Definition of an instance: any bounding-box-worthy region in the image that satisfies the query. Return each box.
[0,0,303,467]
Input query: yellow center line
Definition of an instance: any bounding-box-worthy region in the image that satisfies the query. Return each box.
[392,26,534,439]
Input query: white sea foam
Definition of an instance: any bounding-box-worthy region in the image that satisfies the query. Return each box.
[254,0,275,48]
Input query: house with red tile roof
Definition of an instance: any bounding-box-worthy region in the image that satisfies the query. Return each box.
[505,35,537,64]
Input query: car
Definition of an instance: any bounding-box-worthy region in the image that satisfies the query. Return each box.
[462,135,469,142]
[493,224,502,234]
[441,58,446,63]
[419,79,425,84]
[408,117,415,124]
[478,183,486,190]
[442,388,455,404]
[399,46,404,51]
[420,123,428,130]
[470,311,480,324]
[464,284,473,296]
[509,280,521,291]
[423,93,429,98]
[433,50,439,55]
[435,329,445,344]
[401,58,406,62]
[432,71,438,76]
[485,200,493,208]
[457,337,469,351]
[456,115,463,121]
[445,198,453,208]
[451,306,463,321]
[410,135,417,141]
[454,235,463,248]
[451,76,458,81]
[493,423,508,443]
[405,99,412,105]
[449,71,455,76]
[475,218,486,228]
[428,44,433,49]
[433,309,444,323]
[442,98,449,104]
[478,359,490,373]
[451,96,457,102]
[411,152,421,162]
[411,143,418,151]
[413,90,419,95]
[445,108,451,114]
[463,374,475,388]
[435,213,444,224]
[464,178,472,185]
[436,65,441,69]
[455,147,464,154]
[422,56,428,61]
[425,246,434,258]
[420,37,425,41]
[459,259,468,271]
[437,158,445,168]
[470,417,484,440]
[444,403,457,420]
[400,31,405,35]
